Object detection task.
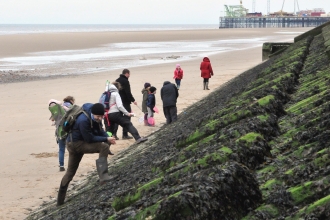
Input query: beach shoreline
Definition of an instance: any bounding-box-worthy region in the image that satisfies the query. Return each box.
[0,28,311,219]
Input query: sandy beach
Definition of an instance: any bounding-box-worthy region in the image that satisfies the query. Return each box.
[0,27,311,219]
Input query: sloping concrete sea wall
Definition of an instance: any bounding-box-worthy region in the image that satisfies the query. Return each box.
[28,22,330,220]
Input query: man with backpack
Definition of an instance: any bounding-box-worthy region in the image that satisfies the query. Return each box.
[57,103,116,206]
[114,68,137,140]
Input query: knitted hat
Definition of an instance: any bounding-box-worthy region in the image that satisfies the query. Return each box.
[176,64,181,68]
[149,86,157,93]
[91,103,105,115]
[144,82,151,89]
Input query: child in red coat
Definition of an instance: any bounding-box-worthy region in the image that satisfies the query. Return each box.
[173,64,183,90]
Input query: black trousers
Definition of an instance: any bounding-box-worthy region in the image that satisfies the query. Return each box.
[163,106,177,124]
[106,103,132,137]
[108,112,140,140]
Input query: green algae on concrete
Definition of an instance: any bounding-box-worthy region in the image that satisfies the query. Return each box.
[289,181,313,205]
[237,132,263,144]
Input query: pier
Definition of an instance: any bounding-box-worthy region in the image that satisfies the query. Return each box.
[219,16,330,28]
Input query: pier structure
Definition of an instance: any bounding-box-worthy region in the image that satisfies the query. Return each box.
[219,16,330,28]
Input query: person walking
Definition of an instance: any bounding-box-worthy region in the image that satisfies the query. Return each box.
[141,82,151,126]
[48,96,75,172]
[107,82,148,143]
[200,57,214,90]
[115,69,137,139]
[57,103,116,206]
[173,64,183,90]
[161,81,179,124]
[146,86,157,126]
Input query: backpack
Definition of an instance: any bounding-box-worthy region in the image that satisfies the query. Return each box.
[58,105,91,138]
[99,91,112,110]
[49,102,67,140]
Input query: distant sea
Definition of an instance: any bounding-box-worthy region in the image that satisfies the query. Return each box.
[0,24,219,35]
[0,24,303,76]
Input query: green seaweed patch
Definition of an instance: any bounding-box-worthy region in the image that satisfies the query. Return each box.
[289,195,330,220]
[261,179,281,190]
[314,154,329,167]
[133,202,160,220]
[236,132,263,144]
[196,151,230,167]
[258,95,275,107]
[112,177,163,211]
[285,169,294,175]
[257,114,269,122]
[286,90,327,113]
[289,181,313,205]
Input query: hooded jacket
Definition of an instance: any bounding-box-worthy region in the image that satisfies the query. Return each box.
[116,74,135,104]
[173,68,184,80]
[108,84,130,115]
[141,88,149,113]
[161,81,179,107]
[200,57,213,79]
[67,103,108,143]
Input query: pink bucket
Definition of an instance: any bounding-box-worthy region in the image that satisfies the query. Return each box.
[148,117,155,126]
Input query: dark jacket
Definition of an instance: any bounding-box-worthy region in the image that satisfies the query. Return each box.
[116,74,135,104]
[161,81,179,107]
[67,103,108,143]
[146,93,156,112]
[200,57,213,79]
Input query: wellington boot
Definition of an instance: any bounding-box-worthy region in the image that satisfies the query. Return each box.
[96,157,112,185]
[203,82,206,90]
[57,182,69,206]
[206,82,210,90]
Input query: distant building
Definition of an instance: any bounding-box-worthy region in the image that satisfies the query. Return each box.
[246,12,262,17]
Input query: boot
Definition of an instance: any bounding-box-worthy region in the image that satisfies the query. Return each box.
[57,182,69,206]
[203,82,206,90]
[96,157,112,185]
[177,85,180,90]
[206,82,210,90]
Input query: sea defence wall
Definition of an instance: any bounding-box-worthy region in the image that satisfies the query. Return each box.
[219,16,330,28]
[262,42,292,61]
[28,22,330,220]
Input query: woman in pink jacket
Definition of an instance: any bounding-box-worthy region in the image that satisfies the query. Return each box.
[200,57,214,90]
[173,64,183,90]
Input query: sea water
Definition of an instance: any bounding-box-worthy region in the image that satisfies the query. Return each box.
[0,24,304,76]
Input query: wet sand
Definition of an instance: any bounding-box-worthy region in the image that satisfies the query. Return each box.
[0,28,311,219]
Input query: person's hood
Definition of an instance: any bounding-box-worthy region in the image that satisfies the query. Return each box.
[163,81,171,86]
[141,88,148,93]
[203,57,210,62]
[108,84,119,93]
[82,103,94,115]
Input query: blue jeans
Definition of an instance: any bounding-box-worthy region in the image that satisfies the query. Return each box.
[175,79,181,87]
[58,139,66,167]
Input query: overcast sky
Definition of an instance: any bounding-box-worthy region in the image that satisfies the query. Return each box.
[1,0,329,24]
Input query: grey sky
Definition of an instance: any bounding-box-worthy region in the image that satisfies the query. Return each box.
[1,0,329,24]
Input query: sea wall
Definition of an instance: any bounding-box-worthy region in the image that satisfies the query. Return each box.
[28,22,330,220]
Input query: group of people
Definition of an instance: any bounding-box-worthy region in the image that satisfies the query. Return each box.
[52,56,214,206]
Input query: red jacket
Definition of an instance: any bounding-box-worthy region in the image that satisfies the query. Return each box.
[173,68,183,79]
[200,57,213,79]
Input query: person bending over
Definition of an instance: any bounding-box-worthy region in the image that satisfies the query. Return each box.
[108,82,148,144]
[57,103,116,206]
